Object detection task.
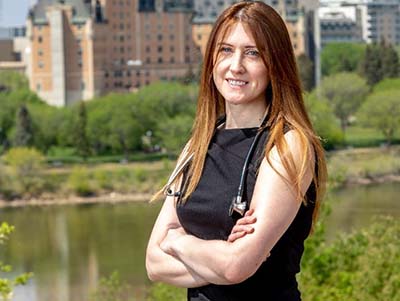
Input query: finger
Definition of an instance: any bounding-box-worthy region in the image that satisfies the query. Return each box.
[236,216,257,226]
[231,225,254,234]
[245,208,254,216]
[228,231,246,243]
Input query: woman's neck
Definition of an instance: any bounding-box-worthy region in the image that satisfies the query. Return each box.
[224,101,268,129]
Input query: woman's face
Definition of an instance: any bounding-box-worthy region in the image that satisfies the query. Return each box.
[213,22,269,107]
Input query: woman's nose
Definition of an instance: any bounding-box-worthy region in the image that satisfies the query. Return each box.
[229,52,245,74]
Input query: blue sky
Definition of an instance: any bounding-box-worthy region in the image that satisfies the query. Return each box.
[0,0,37,27]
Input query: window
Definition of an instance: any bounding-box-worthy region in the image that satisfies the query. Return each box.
[139,0,155,12]
[158,57,163,63]
[38,36,42,43]
[38,61,44,68]
[157,34,163,41]
[158,46,163,53]
[38,49,43,56]
[36,83,41,91]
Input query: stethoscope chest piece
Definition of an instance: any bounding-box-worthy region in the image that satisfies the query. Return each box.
[229,196,247,217]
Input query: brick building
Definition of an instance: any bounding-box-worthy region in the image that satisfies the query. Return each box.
[27,0,200,107]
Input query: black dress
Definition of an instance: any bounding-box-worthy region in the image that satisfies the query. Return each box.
[176,126,315,301]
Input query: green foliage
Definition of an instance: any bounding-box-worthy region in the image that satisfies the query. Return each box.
[155,115,193,153]
[356,90,400,145]
[299,216,400,301]
[304,92,344,149]
[373,78,400,93]
[67,167,94,196]
[74,101,91,159]
[297,54,315,91]
[2,147,45,196]
[321,43,365,77]
[90,271,134,301]
[319,72,369,132]
[0,222,33,301]
[13,104,34,147]
[360,42,400,86]
[0,71,29,92]
[146,282,186,301]
[136,81,197,149]
[86,94,144,156]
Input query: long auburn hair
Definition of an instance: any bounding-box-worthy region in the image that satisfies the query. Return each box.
[154,1,327,228]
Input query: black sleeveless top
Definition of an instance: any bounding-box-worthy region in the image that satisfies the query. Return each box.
[176,126,315,301]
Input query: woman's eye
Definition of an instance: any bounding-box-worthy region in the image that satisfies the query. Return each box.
[246,49,259,57]
[220,47,233,53]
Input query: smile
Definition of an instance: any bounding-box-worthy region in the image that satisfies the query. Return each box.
[226,79,248,87]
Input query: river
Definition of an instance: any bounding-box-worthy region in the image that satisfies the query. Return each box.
[0,182,399,301]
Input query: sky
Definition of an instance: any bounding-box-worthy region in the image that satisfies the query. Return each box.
[0,0,37,27]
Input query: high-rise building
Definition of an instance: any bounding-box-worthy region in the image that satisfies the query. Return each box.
[320,0,400,45]
[319,6,363,47]
[365,0,400,45]
[27,0,200,107]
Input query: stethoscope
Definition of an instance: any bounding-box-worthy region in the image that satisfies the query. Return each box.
[164,113,270,217]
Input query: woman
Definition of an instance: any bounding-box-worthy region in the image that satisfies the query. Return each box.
[146,1,327,300]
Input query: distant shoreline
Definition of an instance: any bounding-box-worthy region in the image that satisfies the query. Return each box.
[1,173,400,209]
[0,192,153,209]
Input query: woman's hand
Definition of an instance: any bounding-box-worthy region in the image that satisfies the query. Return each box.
[227,208,257,243]
[160,226,187,256]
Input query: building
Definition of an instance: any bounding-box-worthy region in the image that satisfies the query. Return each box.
[319,6,363,47]
[0,26,29,74]
[27,0,200,107]
[320,0,400,45]
[365,0,400,45]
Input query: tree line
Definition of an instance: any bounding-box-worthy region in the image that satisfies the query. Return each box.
[0,41,399,161]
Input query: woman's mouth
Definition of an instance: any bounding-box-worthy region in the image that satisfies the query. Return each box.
[226,79,248,87]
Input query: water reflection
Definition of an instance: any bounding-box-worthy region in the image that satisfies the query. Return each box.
[1,182,399,301]
[1,202,161,301]
[324,182,400,242]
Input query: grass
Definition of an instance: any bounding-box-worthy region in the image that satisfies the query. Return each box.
[345,125,400,147]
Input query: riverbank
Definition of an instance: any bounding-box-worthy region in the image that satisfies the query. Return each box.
[1,145,399,208]
[0,192,154,208]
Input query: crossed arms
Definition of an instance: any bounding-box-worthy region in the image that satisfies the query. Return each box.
[145,131,314,287]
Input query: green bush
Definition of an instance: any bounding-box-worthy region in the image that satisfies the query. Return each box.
[146,282,186,301]
[90,271,134,301]
[66,167,94,196]
[2,147,45,197]
[299,216,399,301]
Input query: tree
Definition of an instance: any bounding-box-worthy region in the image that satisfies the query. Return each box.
[321,43,365,77]
[381,42,400,78]
[155,114,194,153]
[356,90,400,145]
[304,92,344,149]
[360,44,382,86]
[360,42,400,86]
[0,71,29,92]
[74,101,90,159]
[297,54,315,91]
[13,104,34,147]
[319,72,369,133]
